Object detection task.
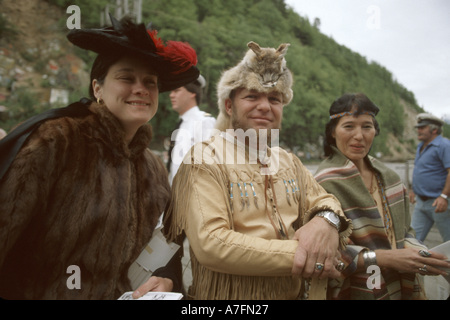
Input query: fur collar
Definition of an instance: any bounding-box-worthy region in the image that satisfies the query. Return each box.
[88,102,153,159]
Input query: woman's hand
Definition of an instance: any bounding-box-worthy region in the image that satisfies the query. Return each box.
[375,247,450,276]
[132,276,174,299]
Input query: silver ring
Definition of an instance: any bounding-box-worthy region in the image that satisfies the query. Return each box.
[315,263,324,271]
[419,249,431,257]
[336,261,345,272]
[418,264,428,273]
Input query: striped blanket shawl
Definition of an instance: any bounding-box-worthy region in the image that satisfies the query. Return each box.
[314,148,427,300]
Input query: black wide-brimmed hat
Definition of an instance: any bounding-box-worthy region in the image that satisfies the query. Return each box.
[67,14,199,92]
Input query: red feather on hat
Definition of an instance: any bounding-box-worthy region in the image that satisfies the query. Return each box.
[147,30,197,74]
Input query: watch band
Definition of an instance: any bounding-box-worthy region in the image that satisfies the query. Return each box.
[439,193,448,200]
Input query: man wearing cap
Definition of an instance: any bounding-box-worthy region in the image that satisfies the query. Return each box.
[164,42,351,299]
[410,113,450,242]
[167,75,216,184]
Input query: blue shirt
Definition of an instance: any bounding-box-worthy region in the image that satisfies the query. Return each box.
[412,135,450,197]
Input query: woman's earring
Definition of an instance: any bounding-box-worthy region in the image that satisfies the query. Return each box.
[97,98,103,105]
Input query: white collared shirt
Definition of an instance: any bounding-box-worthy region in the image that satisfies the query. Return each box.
[169,106,216,184]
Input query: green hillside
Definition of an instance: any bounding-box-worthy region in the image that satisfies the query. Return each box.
[1,0,448,159]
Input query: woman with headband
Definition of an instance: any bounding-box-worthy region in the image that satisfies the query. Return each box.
[314,93,450,299]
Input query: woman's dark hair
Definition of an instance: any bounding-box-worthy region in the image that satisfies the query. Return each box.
[323,93,380,157]
[89,54,122,100]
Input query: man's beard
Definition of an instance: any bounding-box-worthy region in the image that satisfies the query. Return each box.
[230,107,281,148]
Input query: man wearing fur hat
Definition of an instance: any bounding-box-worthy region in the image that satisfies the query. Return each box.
[410,113,450,242]
[164,42,351,299]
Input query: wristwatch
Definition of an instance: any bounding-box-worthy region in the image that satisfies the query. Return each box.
[439,193,448,200]
[316,211,341,231]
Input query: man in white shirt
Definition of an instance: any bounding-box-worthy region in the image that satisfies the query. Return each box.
[168,75,216,184]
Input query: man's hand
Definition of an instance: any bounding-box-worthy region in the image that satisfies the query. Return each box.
[292,216,341,279]
[132,276,173,299]
[433,196,448,213]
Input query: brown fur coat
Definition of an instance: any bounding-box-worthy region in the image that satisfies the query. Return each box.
[0,102,170,299]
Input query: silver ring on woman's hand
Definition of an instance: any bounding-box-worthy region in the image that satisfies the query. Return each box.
[315,263,324,271]
[336,261,345,272]
[418,249,431,257]
[418,264,428,273]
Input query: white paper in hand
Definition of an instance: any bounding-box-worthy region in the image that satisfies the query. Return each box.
[118,291,183,300]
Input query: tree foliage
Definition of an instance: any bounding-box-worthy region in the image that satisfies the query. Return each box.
[3,0,440,157]
[138,0,430,156]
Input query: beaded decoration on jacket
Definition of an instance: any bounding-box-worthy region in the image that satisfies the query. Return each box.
[228,164,301,240]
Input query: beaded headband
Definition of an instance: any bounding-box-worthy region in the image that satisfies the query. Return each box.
[329,111,376,120]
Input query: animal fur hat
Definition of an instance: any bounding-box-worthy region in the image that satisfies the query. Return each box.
[215,41,293,131]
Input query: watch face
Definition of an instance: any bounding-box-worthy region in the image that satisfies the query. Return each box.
[328,213,340,224]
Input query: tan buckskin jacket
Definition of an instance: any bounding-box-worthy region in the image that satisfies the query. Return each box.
[164,133,351,300]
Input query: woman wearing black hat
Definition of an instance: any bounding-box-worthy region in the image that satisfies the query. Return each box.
[0,16,199,300]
